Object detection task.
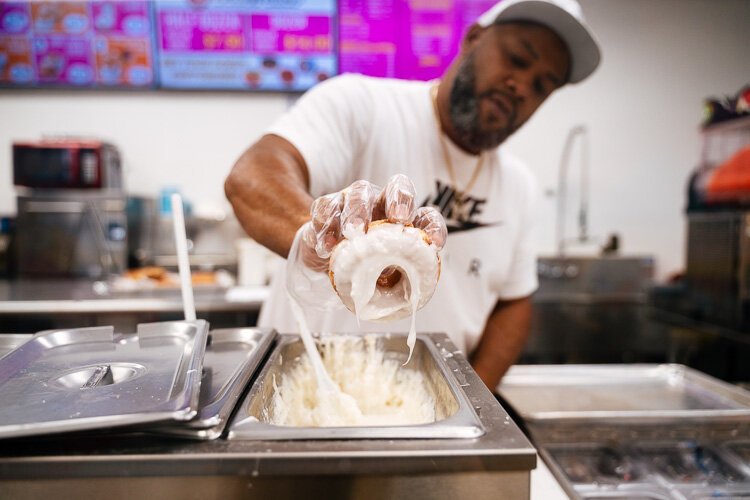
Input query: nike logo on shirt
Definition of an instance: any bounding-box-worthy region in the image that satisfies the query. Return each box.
[422,179,502,233]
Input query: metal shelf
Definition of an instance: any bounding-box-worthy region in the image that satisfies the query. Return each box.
[701,114,750,135]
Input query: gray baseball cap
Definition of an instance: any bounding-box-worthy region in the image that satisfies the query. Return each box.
[478,0,601,83]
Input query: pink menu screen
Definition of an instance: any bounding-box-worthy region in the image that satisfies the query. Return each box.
[339,0,498,81]
[0,1,155,87]
[155,0,336,91]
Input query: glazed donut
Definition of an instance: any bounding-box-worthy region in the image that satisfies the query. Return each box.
[328,220,441,323]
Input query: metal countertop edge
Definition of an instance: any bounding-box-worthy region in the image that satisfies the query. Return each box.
[0,446,537,478]
[0,299,265,314]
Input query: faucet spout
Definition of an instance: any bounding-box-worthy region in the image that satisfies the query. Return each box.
[556,125,590,257]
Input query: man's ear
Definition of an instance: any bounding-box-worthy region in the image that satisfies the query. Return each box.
[461,23,485,53]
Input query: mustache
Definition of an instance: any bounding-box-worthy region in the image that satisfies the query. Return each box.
[479,88,519,122]
[449,52,515,151]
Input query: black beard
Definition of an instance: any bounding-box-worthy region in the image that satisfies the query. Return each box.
[448,53,514,151]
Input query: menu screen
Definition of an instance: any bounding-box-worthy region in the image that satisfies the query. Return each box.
[155,0,336,91]
[1,0,489,90]
[339,0,497,81]
[0,1,155,87]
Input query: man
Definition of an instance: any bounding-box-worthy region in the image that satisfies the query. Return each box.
[225,0,601,390]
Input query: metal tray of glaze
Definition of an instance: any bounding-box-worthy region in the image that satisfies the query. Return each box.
[151,327,276,440]
[0,320,209,439]
[0,334,32,359]
[498,364,750,424]
[227,333,485,440]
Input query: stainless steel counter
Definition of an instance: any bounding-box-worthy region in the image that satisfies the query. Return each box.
[0,280,268,314]
[0,332,536,500]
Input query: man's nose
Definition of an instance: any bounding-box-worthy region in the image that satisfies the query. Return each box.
[505,75,530,102]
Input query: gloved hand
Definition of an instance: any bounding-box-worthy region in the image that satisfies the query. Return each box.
[286,174,447,311]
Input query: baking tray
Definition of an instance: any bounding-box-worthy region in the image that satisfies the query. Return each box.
[227,333,485,440]
[0,320,209,439]
[151,327,276,440]
[0,334,32,359]
[498,364,750,424]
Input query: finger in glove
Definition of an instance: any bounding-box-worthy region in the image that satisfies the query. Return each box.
[379,174,417,224]
[341,180,378,238]
[413,206,448,250]
[299,222,330,272]
[310,191,344,258]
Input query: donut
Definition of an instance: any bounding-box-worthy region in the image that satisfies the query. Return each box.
[328,220,441,362]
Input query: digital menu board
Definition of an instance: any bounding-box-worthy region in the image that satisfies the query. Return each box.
[1,0,492,91]
[339,0,497,81]
[0,1,155,87]
[155,0,336,91]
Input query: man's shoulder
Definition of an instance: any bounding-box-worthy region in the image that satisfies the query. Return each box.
[320,73,429,95]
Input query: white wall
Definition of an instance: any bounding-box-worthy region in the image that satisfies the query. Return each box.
[504,0,750,279]
[0,90,290,214]
[1,0,749,280]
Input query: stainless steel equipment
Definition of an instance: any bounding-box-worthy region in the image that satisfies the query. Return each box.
[526,256,661,364]
[536,256,654,300]
[15,190,128,279]
[499,364,750,424]
[228,334,484,440]
[125,195,158,268]
[684,210,750,330]
[0,320,208,439]
[0,334,31,359]
[154,327,276,440]
[0,332,536,500]
[0,327,274,440]
[499,364,750,499]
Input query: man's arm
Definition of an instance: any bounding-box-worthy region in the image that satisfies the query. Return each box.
[224,134,313,258]
[469,296,532,390]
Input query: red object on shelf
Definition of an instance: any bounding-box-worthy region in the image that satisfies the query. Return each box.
[706,146,750,199]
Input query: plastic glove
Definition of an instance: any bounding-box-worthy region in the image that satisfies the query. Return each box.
[306,174,446,267]
[287,174,447,310]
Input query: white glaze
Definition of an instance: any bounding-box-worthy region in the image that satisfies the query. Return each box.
[287,292,363,424]
[271,335,435,427]
[329,223,440,362]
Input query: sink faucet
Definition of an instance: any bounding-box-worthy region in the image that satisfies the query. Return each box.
[555,125,590,257]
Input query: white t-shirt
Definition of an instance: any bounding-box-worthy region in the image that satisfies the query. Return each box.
[258,74,539,354]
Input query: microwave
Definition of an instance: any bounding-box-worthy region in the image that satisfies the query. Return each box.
[15,191,128,279]
[13,139,122,190]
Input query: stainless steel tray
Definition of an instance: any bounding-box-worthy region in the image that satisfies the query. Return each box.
[538,435,750,499]
[228,333,485,440]
[579,491,672,500]
[579,492,672,500]
[633,441,748,486]
[0,334,32,359]
[498,364,750,424]
[153,327,276,440]
[544,443,645,486]
[0,320,209,439]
